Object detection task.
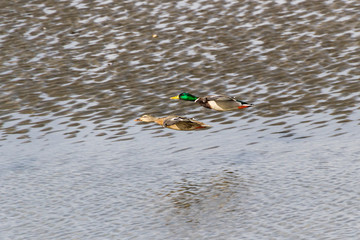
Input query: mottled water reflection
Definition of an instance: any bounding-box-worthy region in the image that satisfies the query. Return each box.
[1,0,360,239]
[1,0,359,143]
[166,170,247,211]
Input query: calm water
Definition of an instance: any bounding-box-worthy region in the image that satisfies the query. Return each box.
[1,0,360,239]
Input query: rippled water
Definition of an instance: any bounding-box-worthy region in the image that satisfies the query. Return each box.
[1,0,360,239]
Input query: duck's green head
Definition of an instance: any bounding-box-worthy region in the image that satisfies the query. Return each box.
[170,93,198,101]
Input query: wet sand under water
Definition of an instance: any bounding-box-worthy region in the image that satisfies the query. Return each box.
[1,0,360,239]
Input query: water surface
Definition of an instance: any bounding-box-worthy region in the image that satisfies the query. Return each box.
[1,0,360,239]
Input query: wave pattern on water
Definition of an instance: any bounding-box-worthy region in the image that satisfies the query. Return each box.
[0,0,359,144]
[1,2,360,238]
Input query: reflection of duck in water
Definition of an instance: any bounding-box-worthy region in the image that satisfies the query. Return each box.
[170,92,253,111]
[135,115,211,131]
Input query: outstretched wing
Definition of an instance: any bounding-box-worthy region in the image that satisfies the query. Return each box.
[163,117,188,127]
[163,116,200,129]
[207,95,236,101]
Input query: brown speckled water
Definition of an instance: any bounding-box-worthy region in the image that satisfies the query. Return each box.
[1,0,360,239]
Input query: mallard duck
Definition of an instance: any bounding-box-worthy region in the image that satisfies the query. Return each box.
[135,115,211,131]
[170,92,253,111]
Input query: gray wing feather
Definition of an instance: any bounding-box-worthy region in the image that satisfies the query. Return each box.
[163,117,200,129]
[205,95,236,102]
[163,117,188,127]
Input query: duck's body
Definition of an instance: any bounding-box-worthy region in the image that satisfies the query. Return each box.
[170,93,253,111]
[135,115,210,131]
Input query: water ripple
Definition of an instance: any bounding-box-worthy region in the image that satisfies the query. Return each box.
[1,0,360,238]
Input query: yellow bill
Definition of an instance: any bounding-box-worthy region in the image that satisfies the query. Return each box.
[170,95,179,100]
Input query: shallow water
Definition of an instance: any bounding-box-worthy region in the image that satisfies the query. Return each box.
[1,0,360,239]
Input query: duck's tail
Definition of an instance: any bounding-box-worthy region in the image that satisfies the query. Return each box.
[196,124,212,129]
[237,100,253,109]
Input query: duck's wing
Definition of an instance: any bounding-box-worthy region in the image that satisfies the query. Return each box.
[205,95,237,102]
[198,95,239,110]
[194,95,236,109]
[206,95,252,108]
[162,116,189,127]
[163,116,202,129]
